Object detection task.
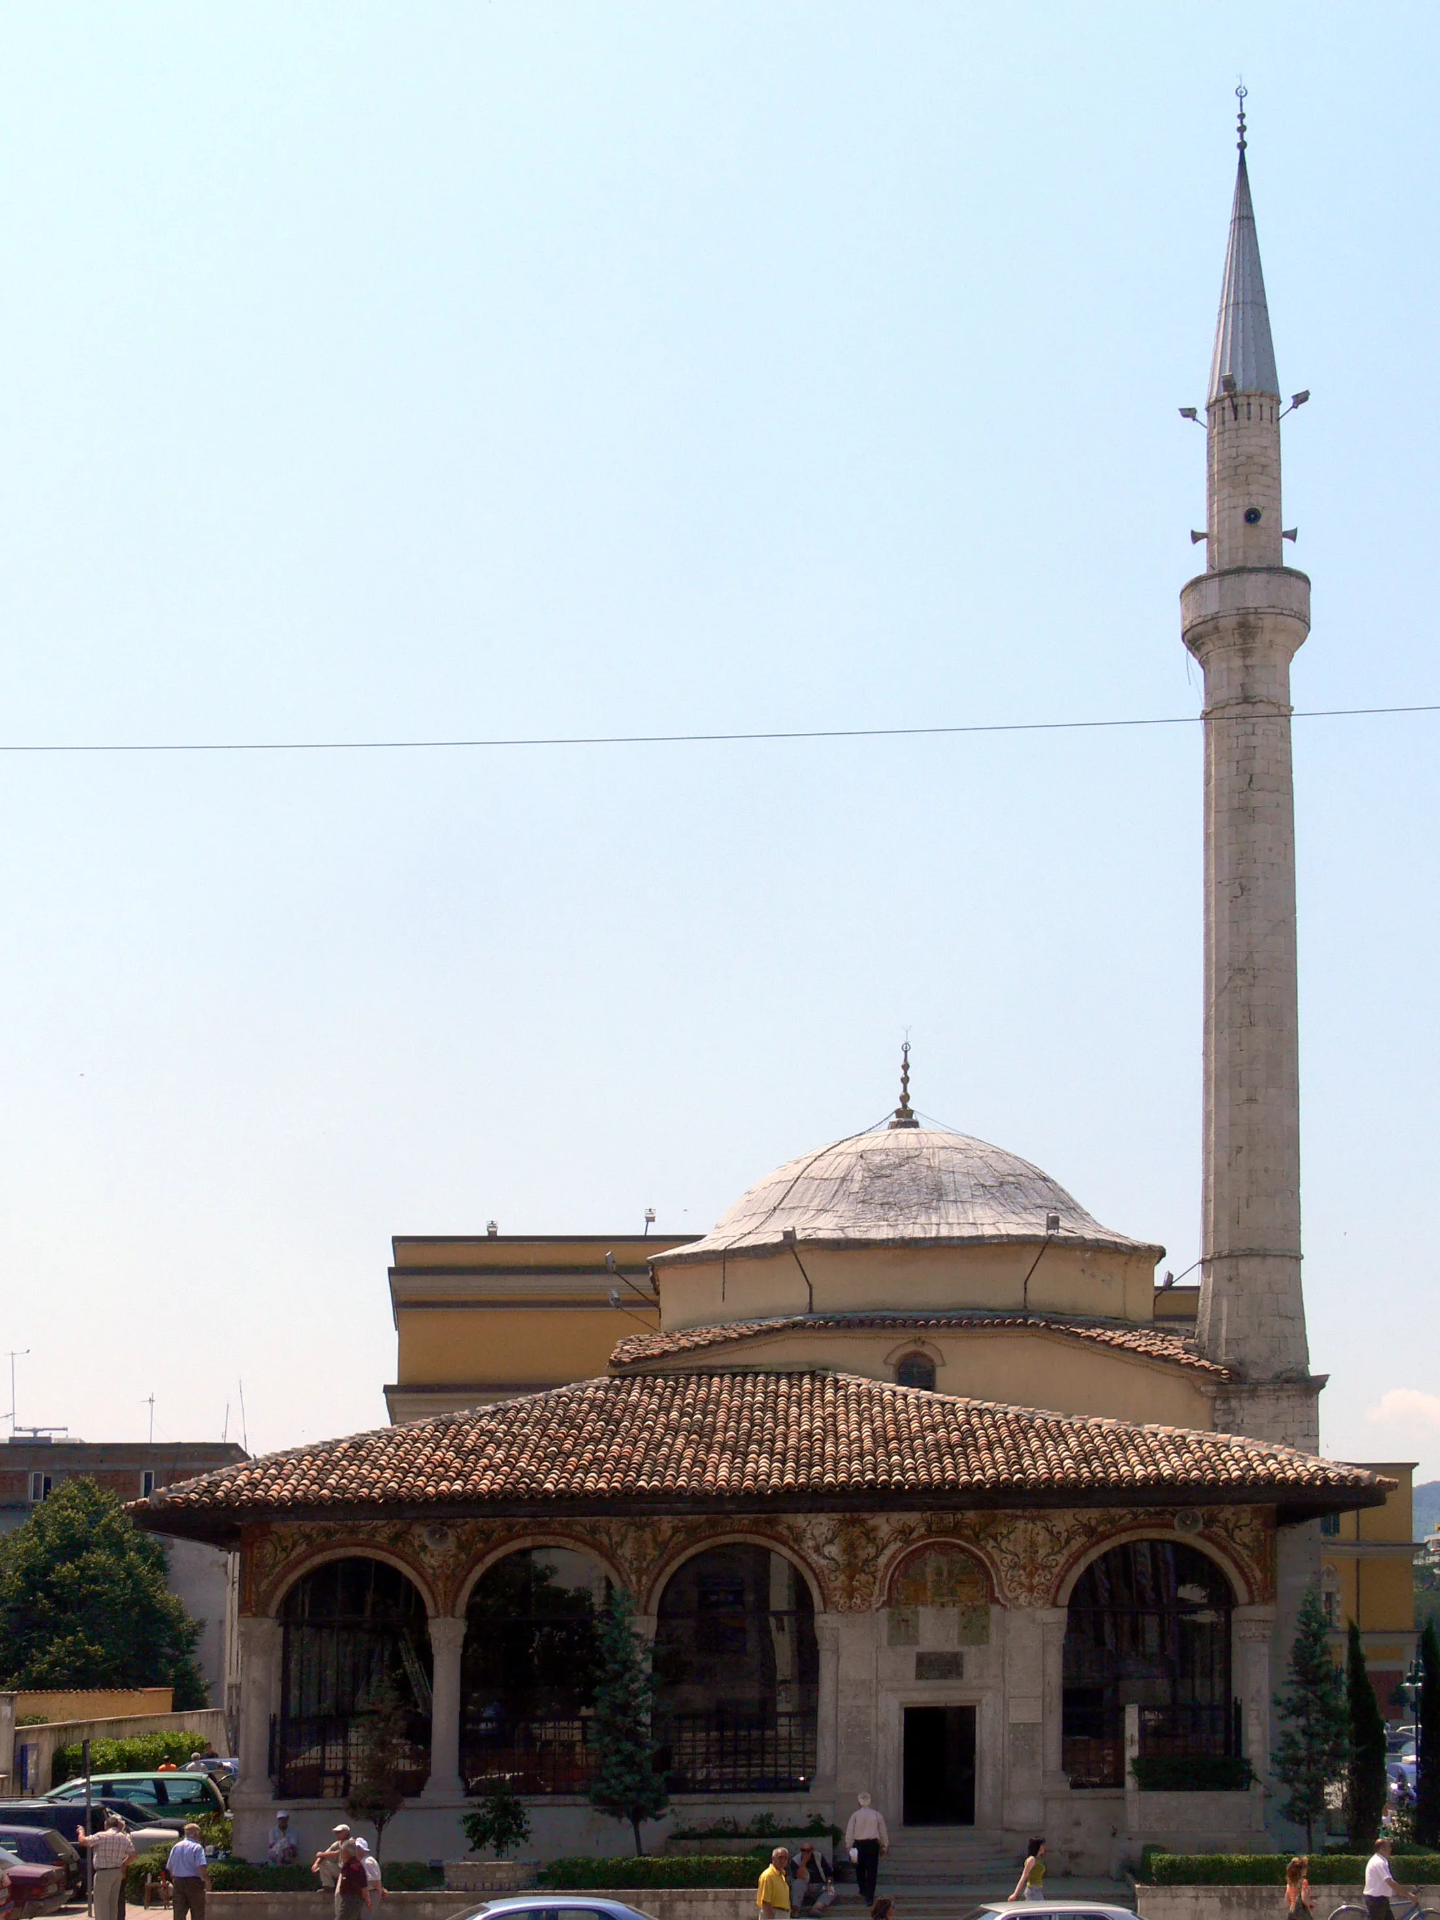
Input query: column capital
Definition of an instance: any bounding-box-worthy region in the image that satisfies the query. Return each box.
[1234,1604,1278,1642]
[427,1614,468,1653]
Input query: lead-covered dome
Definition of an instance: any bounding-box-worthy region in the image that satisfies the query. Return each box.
[651,1127,1160,1266]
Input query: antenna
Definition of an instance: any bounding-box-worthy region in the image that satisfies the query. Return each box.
[144,1394,155,1444]
[222,1403,229,1444]
[238,1379,249,1454]
[7,1351,29,1431]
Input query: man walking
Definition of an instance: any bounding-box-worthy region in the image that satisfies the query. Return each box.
[758,1848,792,1920]
[1365,1837,1411,1920]
[844,1794,888,1907]
[167,1822,212,1920]
[75,1813,136,1920]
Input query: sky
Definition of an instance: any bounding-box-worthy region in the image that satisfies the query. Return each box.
[0,4,1436,1476]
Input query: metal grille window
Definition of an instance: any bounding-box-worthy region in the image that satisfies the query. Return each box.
[1061,1540,1236,1788]
[460,1548,607,1796]
[654,1546,818,1794]
[274,1557,432,1800]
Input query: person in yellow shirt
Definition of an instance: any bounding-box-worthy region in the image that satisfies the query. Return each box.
[758,1848,792,1919]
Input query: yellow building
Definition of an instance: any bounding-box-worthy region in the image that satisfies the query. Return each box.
[1320,1462,1418,1718]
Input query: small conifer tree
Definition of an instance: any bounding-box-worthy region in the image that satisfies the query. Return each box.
[1273,1584,1348,1850]
[586,1587,668,1854]
[1415,1617,1440,1847]
[1346,1619,1388,1853]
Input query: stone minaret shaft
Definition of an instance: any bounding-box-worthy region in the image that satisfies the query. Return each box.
[1182,127,1318,1449]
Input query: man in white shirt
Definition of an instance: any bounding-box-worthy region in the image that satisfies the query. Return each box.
[843,1794,889,1907]
[1365,1837,1410,1920]
[76,1814,137,1920]
[353,1841,386,1902]
[167,1823,212,1920]
[267,1813,299,1866]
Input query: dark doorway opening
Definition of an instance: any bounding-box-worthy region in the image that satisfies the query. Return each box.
[902,1705,976,1825]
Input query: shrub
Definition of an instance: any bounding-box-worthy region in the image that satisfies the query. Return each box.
[52,1730,211,1785]
[668,1817,840,1843]
[124,1847,174,1899]
[377,1863,445,1890]
[540,1856,768,1889]
[1130,1754,1256,1792]
[462,1781,532,1859]
[1140,1853,1440,1886]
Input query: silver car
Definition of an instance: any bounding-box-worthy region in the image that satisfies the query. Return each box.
[460,1900,660,1920]
[959,1906,1136,1920]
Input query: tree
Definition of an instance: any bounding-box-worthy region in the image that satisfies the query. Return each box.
[586,1587,668,1854]
[0,1479,207,1707]
[345,1674,411,1859]
[1346,1619,1388,1853]
[1272,1583,1348,1850]
[461,1781,531,1860]
[1415,1617,1440,1847]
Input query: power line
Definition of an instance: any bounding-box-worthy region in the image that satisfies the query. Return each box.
[0,702,1432,757]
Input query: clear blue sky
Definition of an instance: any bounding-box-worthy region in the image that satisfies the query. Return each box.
[0,4,1435,1474]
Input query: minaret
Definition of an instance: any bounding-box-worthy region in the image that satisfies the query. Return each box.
[1182,98,1319,1451]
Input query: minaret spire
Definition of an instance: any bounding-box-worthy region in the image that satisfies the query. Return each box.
[1208,89,1279,404]
[1182,102,1317,1450]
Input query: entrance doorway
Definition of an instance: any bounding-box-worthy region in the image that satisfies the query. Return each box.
[902,1705,976,1825]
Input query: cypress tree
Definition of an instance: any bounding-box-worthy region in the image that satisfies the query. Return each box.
[1346,1619,1388,1853]
[586,1586,669,1854]
[1273,1584,1349,1851]
[1415,1617,1440,1847]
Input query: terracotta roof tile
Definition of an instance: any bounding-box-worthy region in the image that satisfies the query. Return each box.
[609,1313,1226,1377]
[135,1371,1383,1533]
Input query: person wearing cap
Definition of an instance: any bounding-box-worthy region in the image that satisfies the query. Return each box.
[167,1824,212,1920]
[352,1841,386,1902]
[75,1814,137,1920]
[333,1840,372,1920]
[789,1842,833,1913]
[268,1813,299,1867]
[313,1827,352,1897]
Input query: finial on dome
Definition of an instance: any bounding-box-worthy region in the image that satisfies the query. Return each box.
[889,1041,919,1129]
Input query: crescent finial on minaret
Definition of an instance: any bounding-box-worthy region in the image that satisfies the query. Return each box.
[888,1040,919,1129]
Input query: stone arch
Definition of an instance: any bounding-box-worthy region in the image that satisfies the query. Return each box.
[884,1538,996,1608]
[453,1532,627,1615]
[643,1530,824,1615]
[274,1554,434,1800]
[266,1540,440,1618]
[651,1539,820,1795]
[1054,1525,1252,1609]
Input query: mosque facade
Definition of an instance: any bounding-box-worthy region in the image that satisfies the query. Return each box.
[138,121,1399,1872]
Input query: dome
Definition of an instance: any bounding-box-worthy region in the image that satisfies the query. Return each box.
[651,1127,1160,1266]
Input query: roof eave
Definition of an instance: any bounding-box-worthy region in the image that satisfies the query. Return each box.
[652,1231,1164,1268]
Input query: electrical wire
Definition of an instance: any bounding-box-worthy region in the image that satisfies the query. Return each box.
[0,702,1432,756]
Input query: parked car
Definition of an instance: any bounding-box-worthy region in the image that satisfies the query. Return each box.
[0,1829,81,1898]
[45,1772,226,1824]
[0,1844,67,1919]
[0,1802,177,1853]
[957,1909,1137,1920]
[464,1903,660,1920]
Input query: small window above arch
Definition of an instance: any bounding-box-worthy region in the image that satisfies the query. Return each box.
[895,1352,936,1392]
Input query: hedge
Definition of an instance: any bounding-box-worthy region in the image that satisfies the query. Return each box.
[1141,1854,1440,1886]
[668,1818,839,1843]
[540,1857,769,1889]
[126,1859,444,1897]
[53,1731,211,1786]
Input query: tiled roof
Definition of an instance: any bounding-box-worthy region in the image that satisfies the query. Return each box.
[610,1313,1227,1377]
[134,1371,1385,1538]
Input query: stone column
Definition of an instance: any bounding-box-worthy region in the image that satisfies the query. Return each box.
[812,1614,842,1801]
[1037,1607,1069,1790]
[1234,1604,1276,1820]
[233,1616,281,1800]
[421,1616,467,1800]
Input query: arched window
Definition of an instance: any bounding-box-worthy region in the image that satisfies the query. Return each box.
[277,1557,432,1800]
[895,1352,937,1391]
[460,1548,608,1795]
[654,1545,818,1793]
[1062,1539,1236,1788]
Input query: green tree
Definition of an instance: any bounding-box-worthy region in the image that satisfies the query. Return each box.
[1272,1584,1348,1850]
[1415,1617,1440,1847]
[345,1674,411,1859]
[586,1587,668,1854]
[1346,1619,1388,1852]
[461,1781,531,1860]
[0,1479,206,1707]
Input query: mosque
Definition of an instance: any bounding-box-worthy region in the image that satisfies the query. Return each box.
[138,117,1410,1872]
